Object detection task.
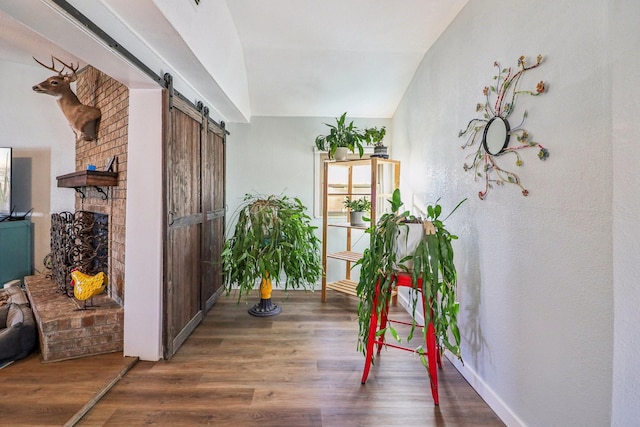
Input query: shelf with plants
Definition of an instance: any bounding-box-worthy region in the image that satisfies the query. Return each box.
[321,157,400,301]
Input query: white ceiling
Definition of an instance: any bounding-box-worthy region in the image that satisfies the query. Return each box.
[226,0,468,118]
[0,0,468,121]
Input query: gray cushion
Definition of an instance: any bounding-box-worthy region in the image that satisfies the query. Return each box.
[0,303,37,363]
[6,303,24,326]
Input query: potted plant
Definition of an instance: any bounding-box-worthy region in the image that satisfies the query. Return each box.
[363,126,388,158]
[355,189,466,368]
[315,112,365,161]
[343,196,372,226]
[221,193,323,316]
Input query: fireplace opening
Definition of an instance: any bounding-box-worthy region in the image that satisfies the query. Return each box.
[49,211,109,297]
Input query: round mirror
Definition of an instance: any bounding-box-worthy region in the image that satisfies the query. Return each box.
[482,117,510,155]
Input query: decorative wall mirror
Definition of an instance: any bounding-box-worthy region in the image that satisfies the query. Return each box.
[482,117,510,155]
[459,55,549,200]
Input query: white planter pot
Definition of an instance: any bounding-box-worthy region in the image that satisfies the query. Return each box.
[334,147,349,161]
[394,222,425,271]
[349,211,367,226]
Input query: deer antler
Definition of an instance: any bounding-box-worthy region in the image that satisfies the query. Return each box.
[33,55,79,80]
[52,56,79,76]
[33,55,61,74]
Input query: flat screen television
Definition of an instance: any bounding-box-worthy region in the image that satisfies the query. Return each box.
[0,147,11,219]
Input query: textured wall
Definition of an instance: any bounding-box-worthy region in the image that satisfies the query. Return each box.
[610,1,640,425]
[393,0,617,425]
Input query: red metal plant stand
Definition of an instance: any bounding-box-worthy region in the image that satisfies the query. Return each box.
[361,272,442,405]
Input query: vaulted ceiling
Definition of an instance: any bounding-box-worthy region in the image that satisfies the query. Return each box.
[0,0,467,122]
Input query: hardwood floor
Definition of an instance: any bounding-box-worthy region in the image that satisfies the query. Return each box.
[0,351,137,426]
[2,291,505,426]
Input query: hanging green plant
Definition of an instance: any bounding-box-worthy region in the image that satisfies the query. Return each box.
[356,189,466,367]
[221,193,323,302]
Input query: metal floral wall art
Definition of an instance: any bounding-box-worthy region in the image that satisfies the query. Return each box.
[459,55,549,200]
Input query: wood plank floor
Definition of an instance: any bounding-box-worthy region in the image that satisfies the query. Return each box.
[2,291,505,426]
[0,351,137,426]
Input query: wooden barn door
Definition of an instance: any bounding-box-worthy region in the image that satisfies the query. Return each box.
[163,86,226,359]
[201,117,226,312]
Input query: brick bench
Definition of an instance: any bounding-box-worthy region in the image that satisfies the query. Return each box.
[24,275,123,362]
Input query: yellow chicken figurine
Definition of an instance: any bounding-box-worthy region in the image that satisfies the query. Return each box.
[70,269,108,308]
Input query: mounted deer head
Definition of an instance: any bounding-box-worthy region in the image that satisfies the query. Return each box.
[32,56,101,142]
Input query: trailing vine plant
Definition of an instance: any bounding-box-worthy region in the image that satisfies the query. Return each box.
[356,189,466,371]
[459,55,549,199]
[221,193,322,301]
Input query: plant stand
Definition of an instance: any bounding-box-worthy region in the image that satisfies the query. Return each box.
[248,275,281,317]
[360,272,442,405]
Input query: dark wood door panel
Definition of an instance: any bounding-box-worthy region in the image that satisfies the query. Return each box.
[201,120,225,310]
[163,89,226,359]
[167,109,201,217]
[163,92,203,359]
[167,225,201,337]
[202,215,224,311]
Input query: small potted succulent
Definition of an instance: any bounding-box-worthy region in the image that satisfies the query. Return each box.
[363,126,388,158]
[343,196,372,226]
[315,112,366,161]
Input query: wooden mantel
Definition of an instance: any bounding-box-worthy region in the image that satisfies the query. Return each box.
[56,170,118,188]
[56,170,118,199]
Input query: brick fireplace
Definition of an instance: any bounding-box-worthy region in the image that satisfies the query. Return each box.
[24,65,129,362]
[73,65,129,305]
[25,275,123,362]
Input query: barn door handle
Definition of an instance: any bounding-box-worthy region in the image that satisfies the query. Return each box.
[168,211,175,226]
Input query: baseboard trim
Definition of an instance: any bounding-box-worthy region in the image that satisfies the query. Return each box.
[397,289,525,427]
[446,356,526,427]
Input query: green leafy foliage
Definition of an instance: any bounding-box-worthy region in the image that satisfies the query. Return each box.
[343,196,372,213]
[356,189,466,370]
[362,126,387,147]
[389,188,404,213]
[221,193,322,301]
[314,112,365,158]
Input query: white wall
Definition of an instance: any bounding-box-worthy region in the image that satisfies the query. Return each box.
[226,117,321,216]
[392,0,639,425]
[226,115,391,215]
[123,88,164,361]
[610,1,640,425]
[0,60,75,273]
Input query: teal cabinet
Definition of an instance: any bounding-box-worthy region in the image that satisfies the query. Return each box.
[0,220,33,286]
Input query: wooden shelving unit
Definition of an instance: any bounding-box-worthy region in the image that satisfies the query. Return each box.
[321,158,400,301]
